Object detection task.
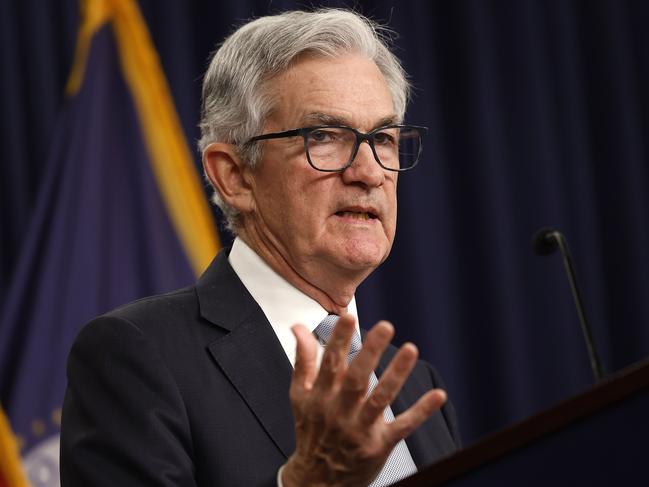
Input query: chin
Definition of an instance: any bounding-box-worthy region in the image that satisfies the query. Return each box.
[339,239,391,270]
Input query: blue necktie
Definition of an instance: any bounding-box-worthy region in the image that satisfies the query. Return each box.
[314,314,417,486]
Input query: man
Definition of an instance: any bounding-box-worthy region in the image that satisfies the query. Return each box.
[61,9,460,487]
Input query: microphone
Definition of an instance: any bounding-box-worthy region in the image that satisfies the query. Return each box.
[532,227,605,382]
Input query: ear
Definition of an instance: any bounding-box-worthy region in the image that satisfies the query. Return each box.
[202,143,255,213]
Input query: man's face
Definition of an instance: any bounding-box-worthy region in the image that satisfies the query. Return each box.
[243,53,398,290]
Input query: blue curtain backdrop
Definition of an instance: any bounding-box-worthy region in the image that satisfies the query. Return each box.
[2,0,649,453]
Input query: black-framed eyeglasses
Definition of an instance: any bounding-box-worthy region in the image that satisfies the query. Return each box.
[245,124,427,172]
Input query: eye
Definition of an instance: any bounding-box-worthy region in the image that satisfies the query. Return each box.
[373,130,397,146]
[308,129,336,143]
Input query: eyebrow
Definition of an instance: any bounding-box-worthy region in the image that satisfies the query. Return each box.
[301,112,400,130]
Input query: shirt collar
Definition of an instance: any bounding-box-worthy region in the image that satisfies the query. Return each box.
[228,237,359,366]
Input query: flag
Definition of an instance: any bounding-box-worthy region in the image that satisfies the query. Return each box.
[0,408,29,487]
[0,0,220,485]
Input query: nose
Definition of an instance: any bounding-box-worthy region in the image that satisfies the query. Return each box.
[340,140,384,188]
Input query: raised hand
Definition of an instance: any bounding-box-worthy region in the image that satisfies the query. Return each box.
[282,314,447,487]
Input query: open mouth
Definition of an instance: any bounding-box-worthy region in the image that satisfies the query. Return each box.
[335,210,378,220]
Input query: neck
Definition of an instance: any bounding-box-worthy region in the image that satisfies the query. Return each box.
[236,229,368,315]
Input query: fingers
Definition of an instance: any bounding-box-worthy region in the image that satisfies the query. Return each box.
[293,315,446,442]
[338,321,394,407]
[291,324,318,392]
[312,314,356,391]
[357,342,419,425]
[289,315,451,485]
[385,388,447,446]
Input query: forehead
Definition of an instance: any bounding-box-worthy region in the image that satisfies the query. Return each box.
[265,53,397,130]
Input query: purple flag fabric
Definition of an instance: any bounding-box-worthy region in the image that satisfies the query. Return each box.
[0,24,205,486]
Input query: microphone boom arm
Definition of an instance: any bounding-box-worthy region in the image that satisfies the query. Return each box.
[534,228,606,382]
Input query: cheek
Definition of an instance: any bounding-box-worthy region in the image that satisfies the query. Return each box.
[289,178,334,225]
[388,209,398,241]
[272,184,326,239]
[385,188,398,239]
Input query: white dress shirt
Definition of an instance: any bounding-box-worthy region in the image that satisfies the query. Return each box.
[228,236,361,367]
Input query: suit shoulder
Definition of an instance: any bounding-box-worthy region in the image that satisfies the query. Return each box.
[72,284,221,371]
[103,286,197,326]
[72,286,202,348]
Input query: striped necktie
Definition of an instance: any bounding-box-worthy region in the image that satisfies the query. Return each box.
[314,314,418,486]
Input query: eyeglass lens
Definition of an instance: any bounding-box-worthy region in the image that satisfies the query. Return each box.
[306,127,421,171]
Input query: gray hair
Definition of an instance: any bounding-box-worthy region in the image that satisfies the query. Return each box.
[198,8,410,232]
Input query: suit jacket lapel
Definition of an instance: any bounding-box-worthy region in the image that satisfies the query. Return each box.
[197,251,296,458]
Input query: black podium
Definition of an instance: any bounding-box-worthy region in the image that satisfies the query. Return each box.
[396,358,649,486]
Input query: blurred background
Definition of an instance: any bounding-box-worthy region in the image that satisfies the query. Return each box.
[1,0,649,485]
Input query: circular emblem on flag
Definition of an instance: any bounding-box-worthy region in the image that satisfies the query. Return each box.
[23,434,60,487]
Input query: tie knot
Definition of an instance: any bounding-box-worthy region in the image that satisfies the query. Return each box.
[314,314,362,361]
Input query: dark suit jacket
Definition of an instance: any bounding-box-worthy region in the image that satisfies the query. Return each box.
[61,250,460,486]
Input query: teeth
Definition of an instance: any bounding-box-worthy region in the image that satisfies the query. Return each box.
[339,211,370,220]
